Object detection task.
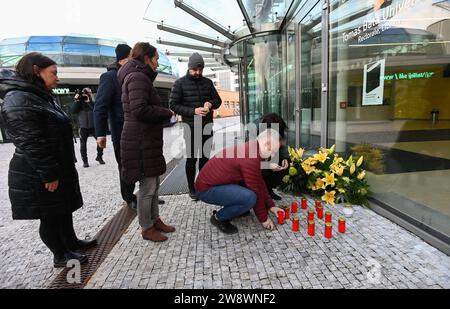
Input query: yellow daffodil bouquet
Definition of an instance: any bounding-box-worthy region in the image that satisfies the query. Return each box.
[279,144,370,206]
[303,145,341,205]
[335,154,371,206]
[278,147,308,196]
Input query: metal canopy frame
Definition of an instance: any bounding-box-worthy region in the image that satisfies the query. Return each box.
[164,51,216,58]
[157,23,227,48]
[157,39,222,54]
[237,0,255,33]
[174,0,235,40]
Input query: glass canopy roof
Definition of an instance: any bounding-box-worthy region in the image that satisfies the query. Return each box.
[144,0,300,66]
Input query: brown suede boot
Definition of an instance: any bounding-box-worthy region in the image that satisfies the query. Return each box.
[154,218,176,233]
[141,226,168,242]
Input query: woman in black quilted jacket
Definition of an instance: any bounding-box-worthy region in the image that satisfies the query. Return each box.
[0,53,97,268]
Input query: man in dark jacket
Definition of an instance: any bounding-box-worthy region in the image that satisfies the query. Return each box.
[93,44,139,209]
[72,87,104,167]
[169,52,222,200]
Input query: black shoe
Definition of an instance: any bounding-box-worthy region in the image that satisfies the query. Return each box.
[73,238,98,250]
[269,189,282,201]
[83,161,89,168]
[189,190,198,201]
[53,251,88,268]
[210,211,238,234]
[127,199,137,210]
[96,156,105,165]
[158,199,165,205]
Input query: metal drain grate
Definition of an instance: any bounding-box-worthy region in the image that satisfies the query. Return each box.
[47,158,181,289]
[159,159,189,195]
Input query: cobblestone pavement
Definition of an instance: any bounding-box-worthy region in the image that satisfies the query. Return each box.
[85,193,450,289]
[2,118,450,289]
[0,124,182,289]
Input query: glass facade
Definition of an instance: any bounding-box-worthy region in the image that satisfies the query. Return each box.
[0,35,178,76]
[230,0,450,251]
[326,0,450,240]
[242,0,296,24]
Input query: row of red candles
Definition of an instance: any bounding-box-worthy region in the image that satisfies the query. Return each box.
[276,199,346,238]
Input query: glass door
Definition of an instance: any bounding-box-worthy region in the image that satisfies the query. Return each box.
[298,3,322,150]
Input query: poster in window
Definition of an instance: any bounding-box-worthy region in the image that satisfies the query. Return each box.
[363,59,385,106]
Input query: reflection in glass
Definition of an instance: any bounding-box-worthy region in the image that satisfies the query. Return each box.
[300,3,322,150]
[242,0,294,24]
[328,0,450,238]
[245,34,283,123]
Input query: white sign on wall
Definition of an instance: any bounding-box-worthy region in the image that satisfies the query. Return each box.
[363,59,385,106]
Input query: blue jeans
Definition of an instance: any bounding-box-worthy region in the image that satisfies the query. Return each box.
[197,185,257,221]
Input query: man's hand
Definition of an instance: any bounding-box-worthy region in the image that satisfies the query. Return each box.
[262,218,274,230]
[204,102,213,110]
[270,159,289,172]
[269,206,285,215]
[195,107,209,116]
[45,180,59,192]
[97,137,107,148]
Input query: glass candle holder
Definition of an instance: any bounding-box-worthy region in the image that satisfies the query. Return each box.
[325,211,332,223]
[338,216,346,233]
[325,222,332,238]
[301,198,307,209]
[277,210,285,224]
[291,201,298,213]
[292,217,299,232]
[307,208,314,221]
[308,220,315,236]
[317,206,324,220]
[284,207,290,220]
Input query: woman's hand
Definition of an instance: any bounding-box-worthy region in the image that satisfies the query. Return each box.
[45,180,59,192]
[270,159,289,172]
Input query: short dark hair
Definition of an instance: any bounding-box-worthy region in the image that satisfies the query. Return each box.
[260,113,288,139]
[131,42,157,64]
[115,44,132,61]
[15,52,56,88]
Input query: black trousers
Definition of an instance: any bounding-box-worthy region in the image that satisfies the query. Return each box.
[39,214,79,255]
[262,145,290,191]
[113,142,136,203]
[79,128,103,162]
[183,125,213,191]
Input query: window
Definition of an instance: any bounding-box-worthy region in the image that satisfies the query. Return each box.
[328,0,450,238]
[63,44,99,55]
[27,43,62,54]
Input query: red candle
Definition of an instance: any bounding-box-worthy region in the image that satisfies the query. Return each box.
[325,222,332,238]
[292,217,299,232]
[307,208,314,221]
[317,206,324,220]
[284,207,290,220]
[291,201,298,213]
[338,216,346,233]
[307,220,315,236]
[301,198,307,209]
[325,211,332,223]
[277,211,285,224]
[315,200,321,210]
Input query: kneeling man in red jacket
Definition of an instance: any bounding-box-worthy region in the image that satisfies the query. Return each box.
[195,129,285,234]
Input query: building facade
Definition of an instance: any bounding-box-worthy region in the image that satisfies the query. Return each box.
[0,35,178,141]
[215,90,240,118]
[222,0,450,254]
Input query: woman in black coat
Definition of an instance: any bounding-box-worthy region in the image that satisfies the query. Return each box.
[0,53,96,268]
